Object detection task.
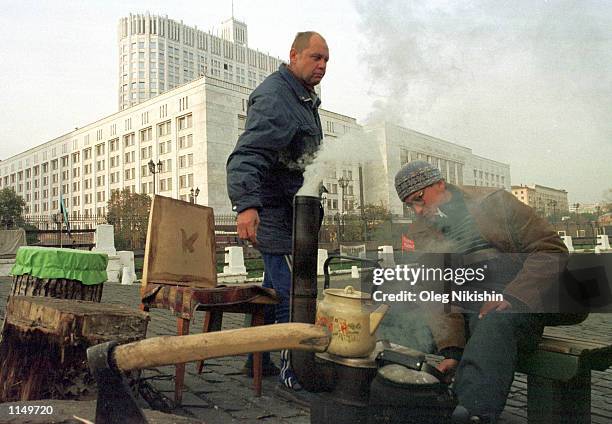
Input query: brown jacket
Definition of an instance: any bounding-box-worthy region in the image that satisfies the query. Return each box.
[410,184,568,350]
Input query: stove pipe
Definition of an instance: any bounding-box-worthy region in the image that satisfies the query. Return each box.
[290,195,326,392]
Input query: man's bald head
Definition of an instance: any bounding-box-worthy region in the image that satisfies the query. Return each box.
[288,32,329,89]
[291,31,327,53]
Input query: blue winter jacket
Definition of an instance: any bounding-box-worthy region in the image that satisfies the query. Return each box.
[226,64,323,254]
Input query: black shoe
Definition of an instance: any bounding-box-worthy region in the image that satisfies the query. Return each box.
[241,361,280,378]
[452,405,492,424]
[274,383,319,409]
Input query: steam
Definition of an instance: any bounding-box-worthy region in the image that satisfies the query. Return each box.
[353,0,612,202]
[298,131,382,197]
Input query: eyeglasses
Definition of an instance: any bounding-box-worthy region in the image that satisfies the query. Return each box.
[404,190,425,208]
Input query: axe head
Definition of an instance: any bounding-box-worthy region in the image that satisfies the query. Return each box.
[87,341,148,424]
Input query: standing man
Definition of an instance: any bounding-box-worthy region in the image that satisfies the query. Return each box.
[394,160,584,423]
[226,32,328,392]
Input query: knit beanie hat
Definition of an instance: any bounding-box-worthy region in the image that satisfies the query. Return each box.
[394,160,442,201]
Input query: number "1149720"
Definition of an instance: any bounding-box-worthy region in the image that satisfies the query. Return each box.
[8,405,54,415]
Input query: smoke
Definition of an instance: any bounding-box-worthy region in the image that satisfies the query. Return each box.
[298,131,383,197]
[353,0,612,202]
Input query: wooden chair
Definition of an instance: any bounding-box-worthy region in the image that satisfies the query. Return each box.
[140,195,278,405]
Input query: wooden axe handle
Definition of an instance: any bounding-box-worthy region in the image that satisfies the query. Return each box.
[113,323,330,372]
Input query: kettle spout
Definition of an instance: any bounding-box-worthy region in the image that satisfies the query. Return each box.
[369,304,390,335]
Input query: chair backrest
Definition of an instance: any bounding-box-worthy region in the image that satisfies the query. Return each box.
[142,195,218,290]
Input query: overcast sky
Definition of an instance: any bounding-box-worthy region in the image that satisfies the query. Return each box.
[1,0,610,203]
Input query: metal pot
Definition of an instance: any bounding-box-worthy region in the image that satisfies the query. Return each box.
[316,285,390,357]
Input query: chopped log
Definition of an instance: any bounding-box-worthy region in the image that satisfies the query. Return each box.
[11,274,103,302]
[0,296,149,402]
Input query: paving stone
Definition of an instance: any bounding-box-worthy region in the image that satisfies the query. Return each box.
[1,277,611,424]
[187,406,240,424]
[143,374,178,392]
[244,394,310,419]
[278,414,310,424]
[227,403,273,420]
[179,392,213,409]
[205,393,251,412]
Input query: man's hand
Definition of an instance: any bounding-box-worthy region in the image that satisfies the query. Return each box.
[479,300,512,319]
[236,208,260,246]
[436,358,459,383]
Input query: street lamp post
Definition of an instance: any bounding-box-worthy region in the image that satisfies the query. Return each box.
[358,163,367,240]
[338,176,350,214]
[148,159,162,195]
[338,176,351,241]
[548,200,557,226]
[574,203,581,237]
[189,187,200,204]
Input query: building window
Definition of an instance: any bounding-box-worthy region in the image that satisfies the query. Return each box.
[140,127,152,142]
[158,120,171,136]
[178,114,192,130]
[109,138,119,152]
[178,134,193,149]
[123,133,135,147]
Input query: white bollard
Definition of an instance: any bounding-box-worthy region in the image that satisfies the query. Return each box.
[597,235,611,249]
[106,255,121,283]
[93,224,117,256]
[562,236,575,253]
[121,266,135,285]
[378,245,395,268]
[223,246,247,274]
[595,235,611,254]
[351,265,359,279]
[218,246,247,283]
[317,249,329,276]
[117,251,136,281]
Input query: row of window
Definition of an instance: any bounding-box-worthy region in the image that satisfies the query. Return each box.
[400,149,464,186]
[2,115,193,181]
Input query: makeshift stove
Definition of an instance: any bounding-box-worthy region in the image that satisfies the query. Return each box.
[291,195,456,424]
[311,341,455,424]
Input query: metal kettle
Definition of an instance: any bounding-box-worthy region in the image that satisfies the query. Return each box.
[316,285,390,357]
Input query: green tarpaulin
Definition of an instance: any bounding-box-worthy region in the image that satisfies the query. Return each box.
[10,246,108,285]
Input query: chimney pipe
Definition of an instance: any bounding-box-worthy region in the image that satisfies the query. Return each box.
[290,195,326,391]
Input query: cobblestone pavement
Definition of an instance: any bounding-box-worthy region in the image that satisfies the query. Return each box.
[1,276,611,423]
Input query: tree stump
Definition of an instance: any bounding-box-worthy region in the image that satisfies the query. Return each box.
[10,274,103,302]
[0,296,149,402]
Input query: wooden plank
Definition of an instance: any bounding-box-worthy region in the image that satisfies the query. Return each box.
[517,350,582,380]
[537,336,612,357]
[542,330,611,346]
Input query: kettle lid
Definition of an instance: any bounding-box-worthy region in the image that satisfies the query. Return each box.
[324,285,370,300]
[378,364,440,385]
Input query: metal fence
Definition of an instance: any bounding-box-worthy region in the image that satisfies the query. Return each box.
[18,212,399,251]
[21,214,107,249]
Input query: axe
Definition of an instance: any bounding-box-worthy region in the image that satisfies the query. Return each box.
[87,323,330,423]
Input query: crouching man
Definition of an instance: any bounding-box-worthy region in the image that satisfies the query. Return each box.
[394,160,585,423]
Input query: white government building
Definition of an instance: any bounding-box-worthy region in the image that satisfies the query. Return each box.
[118,13,285,110]
[0,14,510,220]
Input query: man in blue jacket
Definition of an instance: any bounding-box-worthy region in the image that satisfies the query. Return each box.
[226,31,328,392]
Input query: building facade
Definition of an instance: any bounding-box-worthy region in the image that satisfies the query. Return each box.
[362,123,511,216]
[117,13,284,110]
[511,184,569,218]
[0,77,359,219]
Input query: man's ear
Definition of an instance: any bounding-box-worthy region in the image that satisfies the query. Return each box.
[289,48,298,65]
